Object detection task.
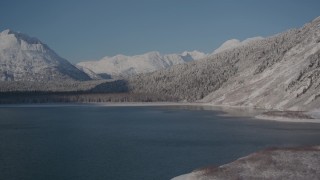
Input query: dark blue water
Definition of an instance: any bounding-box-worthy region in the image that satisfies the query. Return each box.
[0,105,320,180]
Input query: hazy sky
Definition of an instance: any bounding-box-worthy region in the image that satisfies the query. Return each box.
[1,0,319,63]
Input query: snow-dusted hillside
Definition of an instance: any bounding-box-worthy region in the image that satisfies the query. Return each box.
[128,16,320,111]
[0,29,90,81]
[201,17,320,111]
[212,37,264,55]
[77,50,207,78]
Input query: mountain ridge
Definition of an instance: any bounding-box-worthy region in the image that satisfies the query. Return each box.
[77,50,207,78]
[212,37,264,55]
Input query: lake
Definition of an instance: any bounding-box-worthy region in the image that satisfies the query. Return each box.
[0,105,320,180]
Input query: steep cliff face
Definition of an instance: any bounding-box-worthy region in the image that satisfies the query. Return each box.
[128,16,320,110]
[0,29,91,81]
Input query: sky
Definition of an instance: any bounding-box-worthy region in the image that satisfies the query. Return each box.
[0,0,320,63]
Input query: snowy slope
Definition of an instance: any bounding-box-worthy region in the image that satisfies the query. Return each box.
[212,37,264,55]
[0,29,90,81]
[201,17,320,111]
[128,16,320,111]
[75,65,102,80]
[77,50,207,78]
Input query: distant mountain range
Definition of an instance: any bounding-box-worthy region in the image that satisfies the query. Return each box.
[76,37,265,78]
[77,51,207,78]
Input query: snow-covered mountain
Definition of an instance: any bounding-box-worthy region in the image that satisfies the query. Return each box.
[128,16,320,111]
[77,50,207,78]
[0,29,91,81]
[212,37,264,55]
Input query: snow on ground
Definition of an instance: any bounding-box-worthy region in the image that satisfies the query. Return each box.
[212,37,264,55]
[172,146,320,180]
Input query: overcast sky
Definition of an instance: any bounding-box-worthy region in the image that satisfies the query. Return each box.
[1,0,319,63]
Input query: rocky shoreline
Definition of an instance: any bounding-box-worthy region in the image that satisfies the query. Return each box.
[172,146,320,180]
[255,110,320,123]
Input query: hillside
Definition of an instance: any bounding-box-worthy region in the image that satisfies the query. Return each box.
[211,37,264,55]
[127,16,320,111]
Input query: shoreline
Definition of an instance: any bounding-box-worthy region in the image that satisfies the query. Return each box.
[172,145,320,180]
[255,114,320,123]
[0,102,201,108]
[0,101,319,123]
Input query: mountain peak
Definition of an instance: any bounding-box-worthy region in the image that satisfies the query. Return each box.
[212,39,241,54]
[144,51,161,57]
[212,37,264,55]
[1,29,13,35]
[0,29,42,45]
[181,50,207,60]
[0,29,91,81]
[181,50,201,56]
[1,29,23,36]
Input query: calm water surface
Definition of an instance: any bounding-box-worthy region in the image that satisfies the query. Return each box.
[0,105,320,180]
